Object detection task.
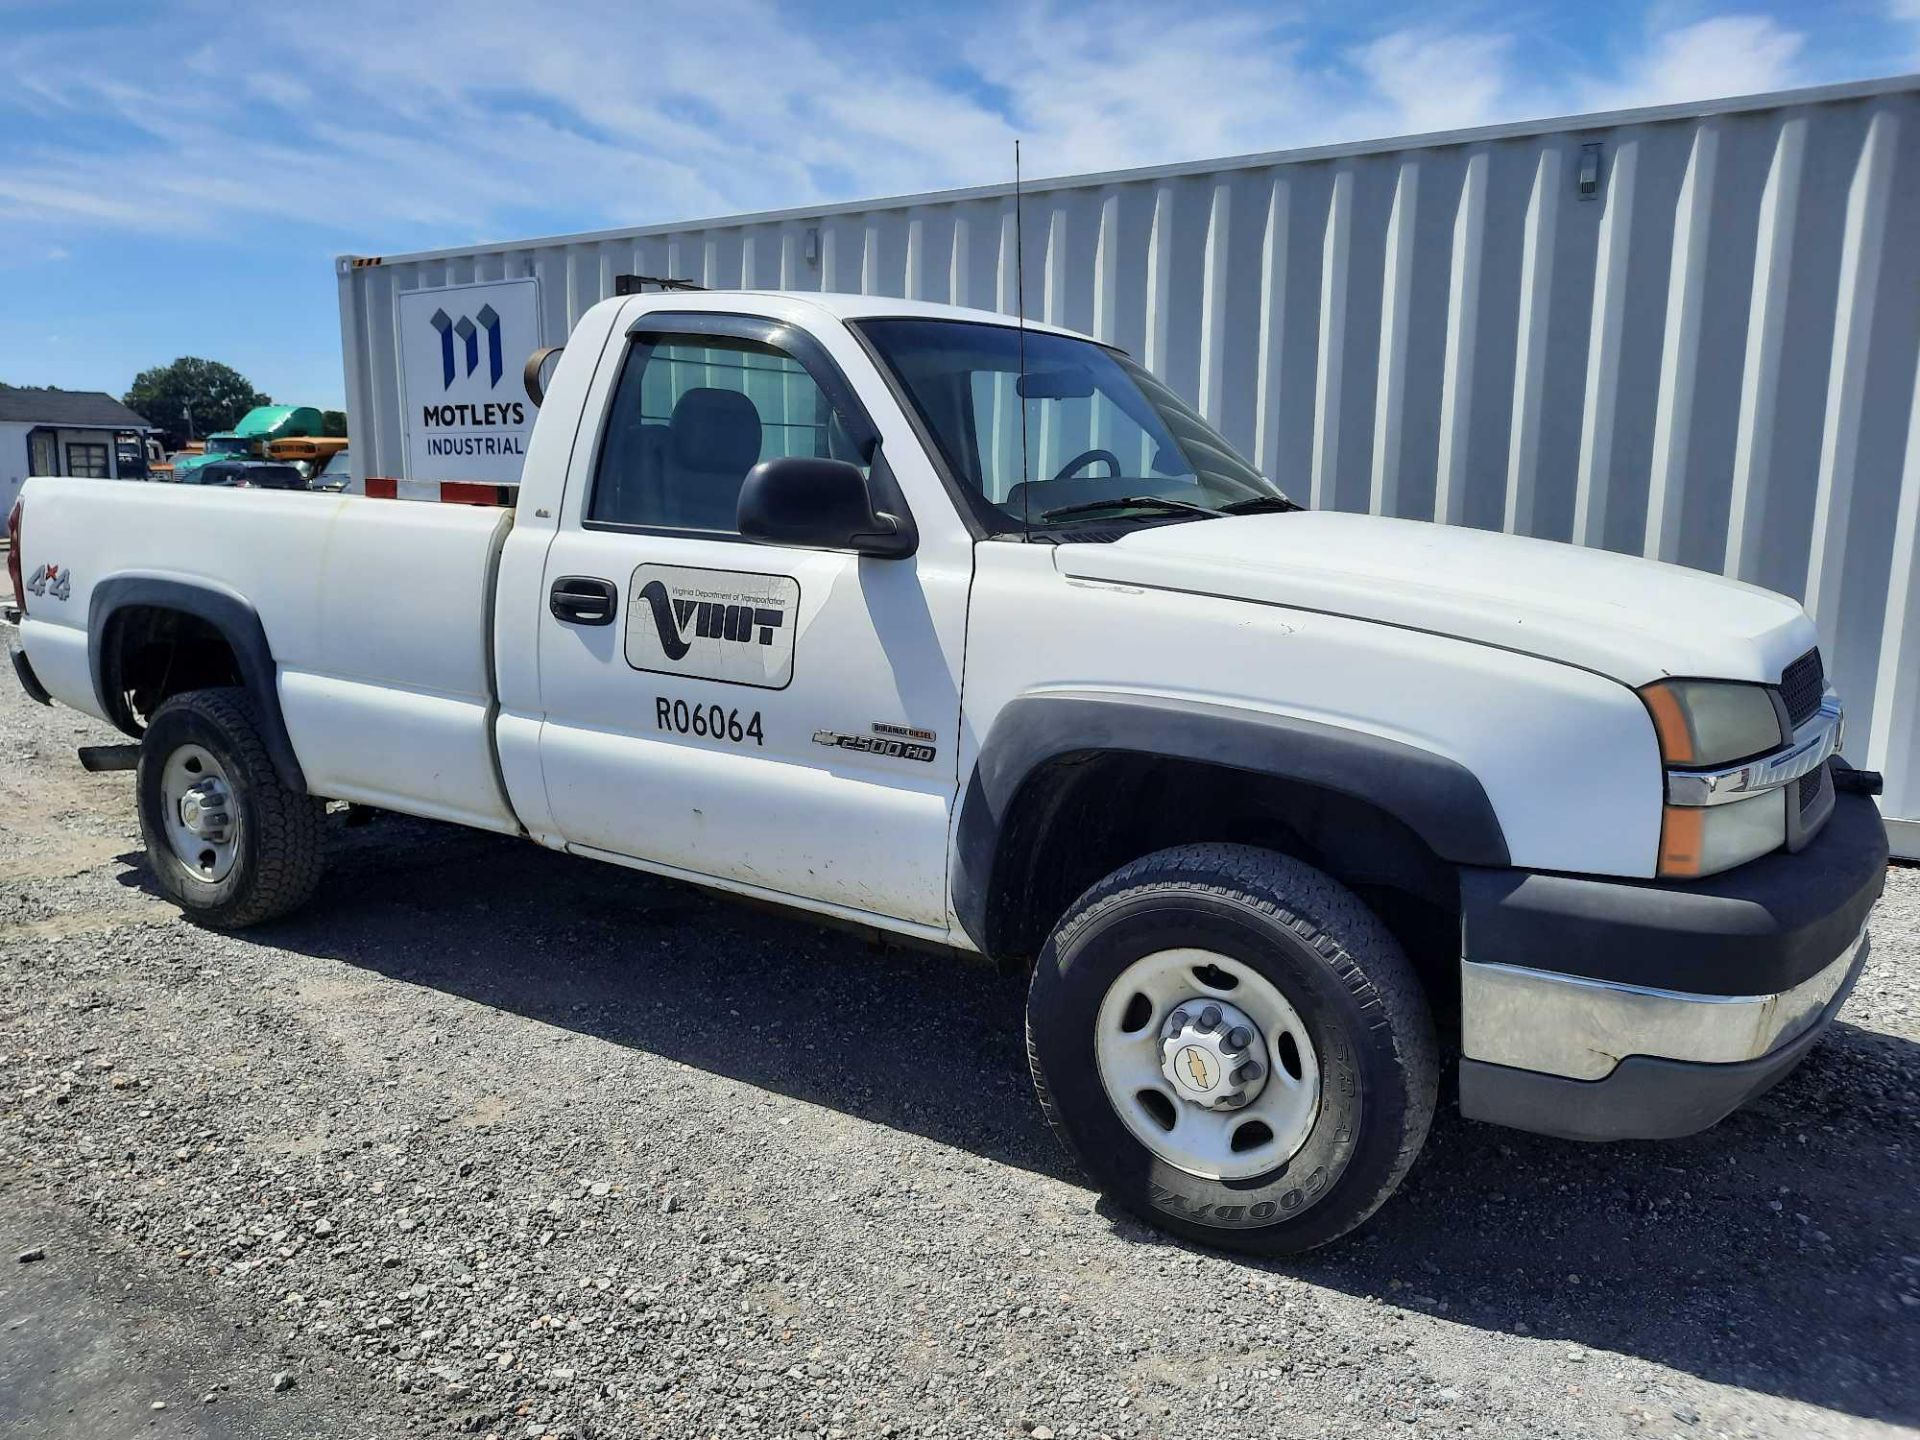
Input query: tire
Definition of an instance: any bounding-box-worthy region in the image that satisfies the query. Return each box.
[1026,843,1437,1255]
[136,687,324,928]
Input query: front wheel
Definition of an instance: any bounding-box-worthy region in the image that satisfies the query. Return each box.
[1026,844,1437,1255]
[136,687,325,928]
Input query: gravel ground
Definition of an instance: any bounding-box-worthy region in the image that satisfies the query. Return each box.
[1,642,1915,1440]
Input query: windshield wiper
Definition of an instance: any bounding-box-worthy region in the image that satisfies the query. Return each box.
[1038,495,1224,523]
[1219,495,1304,515]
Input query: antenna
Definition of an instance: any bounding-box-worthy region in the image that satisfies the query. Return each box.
[1014,139,1033,541]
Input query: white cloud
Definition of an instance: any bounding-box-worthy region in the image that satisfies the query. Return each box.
[1890,0,1920,62]
[1578,16,1805,113]
[1348,29,1521,137]
[0,1,1831,251]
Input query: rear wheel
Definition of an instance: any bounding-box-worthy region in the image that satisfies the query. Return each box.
[137,688,324,927]
[1026,843,1437,1254]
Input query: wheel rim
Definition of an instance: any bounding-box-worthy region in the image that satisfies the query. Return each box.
[158,743,239,884]
[1094,948,1322,1181]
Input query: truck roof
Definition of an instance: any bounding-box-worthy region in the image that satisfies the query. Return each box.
[627,289,1092,343]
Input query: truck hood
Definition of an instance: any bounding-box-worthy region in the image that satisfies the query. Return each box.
[1052,511,1817,687]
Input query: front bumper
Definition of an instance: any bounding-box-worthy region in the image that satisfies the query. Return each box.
[1456,786,1887,1142]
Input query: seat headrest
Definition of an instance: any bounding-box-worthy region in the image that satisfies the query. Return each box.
[669,388,762,473]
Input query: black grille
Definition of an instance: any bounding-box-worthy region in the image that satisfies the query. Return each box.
[1779,649,1824,729]
[1799,765,1827,815]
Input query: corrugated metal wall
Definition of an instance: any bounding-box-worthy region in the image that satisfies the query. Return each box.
[338,76,1920,852]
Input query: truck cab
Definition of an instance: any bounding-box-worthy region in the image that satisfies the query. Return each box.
[7,289,1887,1255]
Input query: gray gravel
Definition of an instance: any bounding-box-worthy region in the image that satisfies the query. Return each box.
[1,644,1916,1439]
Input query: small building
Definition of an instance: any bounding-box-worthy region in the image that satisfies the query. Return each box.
[1,385,158,515]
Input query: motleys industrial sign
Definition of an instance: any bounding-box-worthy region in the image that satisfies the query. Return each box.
[396,278,541,482]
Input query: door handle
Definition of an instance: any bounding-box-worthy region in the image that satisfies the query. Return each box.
[550,576,618,626]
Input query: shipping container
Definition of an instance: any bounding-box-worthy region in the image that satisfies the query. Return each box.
[337,75,1920,855]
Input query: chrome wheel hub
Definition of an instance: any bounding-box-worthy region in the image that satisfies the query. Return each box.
[177,779,232,842]
[1094,949,1322,1181]
[1160,999,1266,1111]
[158,744,239,883]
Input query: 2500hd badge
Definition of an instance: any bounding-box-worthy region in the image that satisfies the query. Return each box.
[812,727,936,763]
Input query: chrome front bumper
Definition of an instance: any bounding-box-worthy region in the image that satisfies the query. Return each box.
[1461,927,1868,1082]
[1454,788,1886,1142]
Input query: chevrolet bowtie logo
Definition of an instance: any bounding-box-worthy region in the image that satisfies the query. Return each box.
[1180,1046,1213,1089]
[430,304,503,390]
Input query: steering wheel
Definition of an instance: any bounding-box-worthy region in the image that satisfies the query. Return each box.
[1049,448,1122,484]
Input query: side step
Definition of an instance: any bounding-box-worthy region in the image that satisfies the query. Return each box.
[77,744,141,773]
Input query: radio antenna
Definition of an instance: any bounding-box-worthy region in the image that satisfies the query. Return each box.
[1014,138,1033,542]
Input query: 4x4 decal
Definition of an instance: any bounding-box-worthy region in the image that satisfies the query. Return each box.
[25,562,70,601]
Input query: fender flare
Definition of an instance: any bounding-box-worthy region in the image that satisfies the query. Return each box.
[951,690,1510,953]
[87,575,308,794]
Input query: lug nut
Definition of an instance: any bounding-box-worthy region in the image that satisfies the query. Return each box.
[1233,1062,1263,1086]
[1168,1010,1188,1031]
[1226,1026,1253,1052]
[1198,1005,1221,1031]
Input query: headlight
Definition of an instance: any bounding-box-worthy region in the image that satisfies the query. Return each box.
[1641,679,1790,878]
[1639,679,1784,767]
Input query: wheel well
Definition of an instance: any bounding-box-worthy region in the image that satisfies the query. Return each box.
[100,605,244,733]
[983,752,1462,1021]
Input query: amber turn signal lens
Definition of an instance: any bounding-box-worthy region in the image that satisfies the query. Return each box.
[1641,682,1696,765]
[1658,805,1704,878]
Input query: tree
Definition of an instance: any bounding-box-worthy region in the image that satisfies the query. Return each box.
[124,358,270,449]
[321,409,349,438]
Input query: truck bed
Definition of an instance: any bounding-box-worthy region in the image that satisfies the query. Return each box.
[18,479,519,833]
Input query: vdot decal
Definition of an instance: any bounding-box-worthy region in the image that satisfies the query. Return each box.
[635,579,786,663]
[624,564,800,689]
[25,563,70,601]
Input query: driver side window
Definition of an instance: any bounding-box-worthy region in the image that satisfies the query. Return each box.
[590,333,866,533]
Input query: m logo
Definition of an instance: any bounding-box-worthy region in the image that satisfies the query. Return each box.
[625,564,799,690]
[429,303,503,390]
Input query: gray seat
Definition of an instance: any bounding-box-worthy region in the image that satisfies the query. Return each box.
[661,388,762,530]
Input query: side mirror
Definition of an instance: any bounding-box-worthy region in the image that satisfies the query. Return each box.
[736,456,916,558]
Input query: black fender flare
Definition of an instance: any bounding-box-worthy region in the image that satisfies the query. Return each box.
[951,690,1510,954]
[87,575,308,794]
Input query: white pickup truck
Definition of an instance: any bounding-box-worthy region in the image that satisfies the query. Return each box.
[6,290,1888,1253]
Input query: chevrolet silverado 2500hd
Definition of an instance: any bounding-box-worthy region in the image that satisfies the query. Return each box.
[6,291,1888,1254]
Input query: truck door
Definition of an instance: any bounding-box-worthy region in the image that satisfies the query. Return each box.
[532,310,972,933]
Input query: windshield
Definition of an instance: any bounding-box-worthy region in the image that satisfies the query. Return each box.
[858,319,1288,530]
[206,436,250,456]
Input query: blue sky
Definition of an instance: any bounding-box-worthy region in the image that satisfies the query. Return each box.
[2,0,1913,412]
